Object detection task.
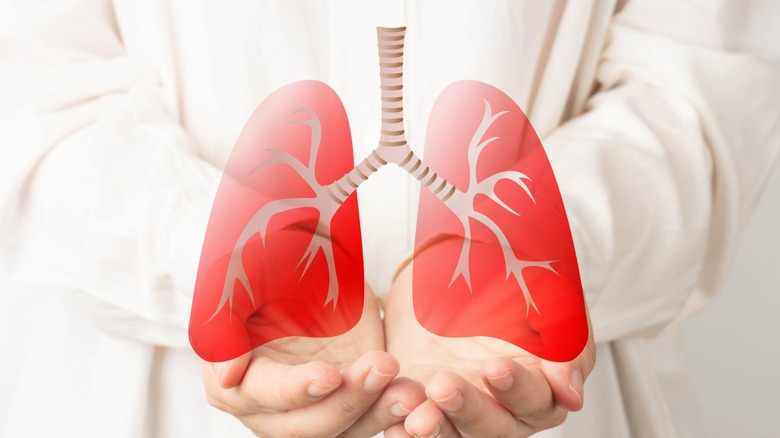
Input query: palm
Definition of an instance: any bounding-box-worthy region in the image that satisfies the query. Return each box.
[383,265,540,386]
[382,263,595,438]
[250,287,385,370]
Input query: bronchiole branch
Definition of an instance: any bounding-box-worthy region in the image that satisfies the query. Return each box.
[210,110,344,320]
[441,99,557,316]
[470,211,554,315]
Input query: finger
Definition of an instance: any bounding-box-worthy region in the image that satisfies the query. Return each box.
[383,422,414,438]
[404,399,458,438]
[203,356,343,414]
[541,336,596,412]
[209,351,252,388]
[482,357,555,418]
[427,370,528,437]
[340,377,426,438]
[242,351,399,438]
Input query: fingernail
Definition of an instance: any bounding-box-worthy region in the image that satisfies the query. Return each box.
[362,368,395,394]
[307,380,337,397]
[390,401,410,417]
[432,390,464,412]
[569,369,583,405]
[212,362,228,384]
[487,371,514,392]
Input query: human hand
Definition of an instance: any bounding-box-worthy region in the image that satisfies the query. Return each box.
[202,287,427,438]
[384,264,596,437]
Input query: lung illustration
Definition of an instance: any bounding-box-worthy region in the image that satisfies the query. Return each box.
[413,81,588,362]
[189,81,365,363]
[189,27,589,363]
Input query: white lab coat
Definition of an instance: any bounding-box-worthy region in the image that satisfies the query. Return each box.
[1,0,779,437]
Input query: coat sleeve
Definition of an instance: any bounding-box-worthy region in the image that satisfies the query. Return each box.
[544,0,780,342]
[0,0,220,347]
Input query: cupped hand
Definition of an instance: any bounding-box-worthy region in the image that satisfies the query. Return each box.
[202,286,426,438]
[384,263,596,438]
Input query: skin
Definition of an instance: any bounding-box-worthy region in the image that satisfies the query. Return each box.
[202,286,427,438]
[385,264,596,438]
[203,266,595,438]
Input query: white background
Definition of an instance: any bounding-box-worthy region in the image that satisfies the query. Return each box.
[1,160,779,436]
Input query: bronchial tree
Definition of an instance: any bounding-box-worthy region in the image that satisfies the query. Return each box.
[216,27,551,318]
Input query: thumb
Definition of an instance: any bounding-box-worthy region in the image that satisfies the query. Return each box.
[540,337,596,412]
[211,351,253,389]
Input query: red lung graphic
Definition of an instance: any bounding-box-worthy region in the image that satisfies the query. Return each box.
[189,81,364,363]
[413,81,587,362]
